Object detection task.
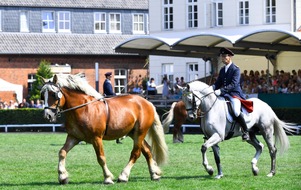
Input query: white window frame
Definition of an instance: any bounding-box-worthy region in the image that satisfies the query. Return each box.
[114,69,127,94]
[109,13,121,33]
[212,1,223,27]
[0,11,2,32]
[28,74,36,93]
[20,11,29,32]
[187,0,198,28]
[163,0,173,30]
[132,13,145,34]
[58,11,71,33]
[239,0,249,25]
[94,12,106,33]
[187,62,199,82]
[265,0,276,24]
[42,11,55,33]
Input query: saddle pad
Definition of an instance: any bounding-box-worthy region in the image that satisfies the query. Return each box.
[233,96,253,113]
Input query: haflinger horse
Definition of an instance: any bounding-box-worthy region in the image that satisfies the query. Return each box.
[181,81,297,179]
[40,74,168,185]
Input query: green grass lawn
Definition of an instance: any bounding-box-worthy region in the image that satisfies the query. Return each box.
[0,133,300,190]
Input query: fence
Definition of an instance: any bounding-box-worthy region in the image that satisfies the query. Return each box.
[0,124,63,132]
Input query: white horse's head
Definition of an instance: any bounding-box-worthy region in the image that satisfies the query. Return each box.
[181,81,212,120]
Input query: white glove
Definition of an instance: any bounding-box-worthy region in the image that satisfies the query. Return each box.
[214,89,221,96]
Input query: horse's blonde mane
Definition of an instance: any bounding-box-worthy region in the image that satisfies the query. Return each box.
[55,74,104,99]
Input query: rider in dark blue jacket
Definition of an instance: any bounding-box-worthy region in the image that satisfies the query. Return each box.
[212,47,249,141]
[103,72,116,97]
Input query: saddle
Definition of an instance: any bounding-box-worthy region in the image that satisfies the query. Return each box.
[224,97,253,140]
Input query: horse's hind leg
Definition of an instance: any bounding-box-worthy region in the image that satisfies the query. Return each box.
[92,137,114,184]
[117,135,143,183]
[142,140,162,180]
[247,133,264,176]
[58,135,80,184]
[261,129,277,177]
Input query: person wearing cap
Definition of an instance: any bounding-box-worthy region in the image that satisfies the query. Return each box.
[103,72,116,97]
[211,47,250,141]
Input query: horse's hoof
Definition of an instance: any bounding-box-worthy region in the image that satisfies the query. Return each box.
[151,174,161,181]
[267,172,275,177]
[215,174,223,179]
[59,177,69,185]
[252,167,259,176]
[117,178,128,183]
[206,166,214,176]
[104,178,115,184]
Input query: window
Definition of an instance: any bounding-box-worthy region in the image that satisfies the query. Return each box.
[187,63,199,81]
[58,11,71,32]
[239,1,249,25]
[20,11,29,32]
[187,0,198,28]
[28,74,36,93]
[114,69,127,94]
[94,12,106,33]
[163,0,173,30]
[266,0,276,23]
[42,11,55,32]
[212,1,223,27]
[109,13,121,33]
[133,13,144,34]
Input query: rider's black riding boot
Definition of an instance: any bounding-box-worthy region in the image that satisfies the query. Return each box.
[236,113,250,141]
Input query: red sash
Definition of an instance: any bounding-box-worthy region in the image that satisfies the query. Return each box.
[233,96,253,113]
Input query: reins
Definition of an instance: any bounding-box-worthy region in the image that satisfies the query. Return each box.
[190,89,218,118]
[56,98,103,117]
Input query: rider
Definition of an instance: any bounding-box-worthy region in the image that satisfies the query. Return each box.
[211,47,250,141]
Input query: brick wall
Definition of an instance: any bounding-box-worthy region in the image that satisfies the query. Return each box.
[0,54,147,100]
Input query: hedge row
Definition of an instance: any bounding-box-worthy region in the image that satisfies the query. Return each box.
[1,108,300,125]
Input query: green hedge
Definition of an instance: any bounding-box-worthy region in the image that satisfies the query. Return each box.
[0,108,300,126]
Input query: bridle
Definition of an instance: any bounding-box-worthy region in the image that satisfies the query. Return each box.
[43,83,103,118]
[184,87,218,118]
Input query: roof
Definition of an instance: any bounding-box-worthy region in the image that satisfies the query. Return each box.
[115,29,301,57]
[0,0,148,10]
[0,33,140,55]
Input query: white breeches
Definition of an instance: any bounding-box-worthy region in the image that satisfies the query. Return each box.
[225,94,241,117]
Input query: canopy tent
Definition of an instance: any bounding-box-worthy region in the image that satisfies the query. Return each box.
[0,78,23,103]
[115,29,301,58]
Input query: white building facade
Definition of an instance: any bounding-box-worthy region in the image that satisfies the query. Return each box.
[148,0,301,86]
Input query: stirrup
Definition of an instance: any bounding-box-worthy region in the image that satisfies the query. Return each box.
[242,133,250,141]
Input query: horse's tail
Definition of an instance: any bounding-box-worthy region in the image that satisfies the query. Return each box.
[273,116,297,155]
[147,106,169,166]
[161,102,177,133]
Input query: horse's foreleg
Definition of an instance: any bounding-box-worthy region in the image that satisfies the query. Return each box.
[92,137,114,184]
[201,133,222,177]
[173,122,183,143]
[212,145,223,179]
[58,135,80,184]
[141,140,162,180]
[247,133,264,176]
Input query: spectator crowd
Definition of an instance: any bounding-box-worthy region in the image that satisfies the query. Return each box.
[1,69,300,109]
[0,98,44,110]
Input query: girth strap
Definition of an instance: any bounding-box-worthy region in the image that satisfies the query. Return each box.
[103,99,110,135]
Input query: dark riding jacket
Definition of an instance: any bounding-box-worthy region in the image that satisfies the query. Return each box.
[213,63,246,100]
[103,79,116,97]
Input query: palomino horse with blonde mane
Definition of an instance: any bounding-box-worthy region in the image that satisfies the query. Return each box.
[41,74,168,184]
[181,81,297,179]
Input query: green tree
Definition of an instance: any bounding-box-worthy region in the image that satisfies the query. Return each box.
[29,60,53,100]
